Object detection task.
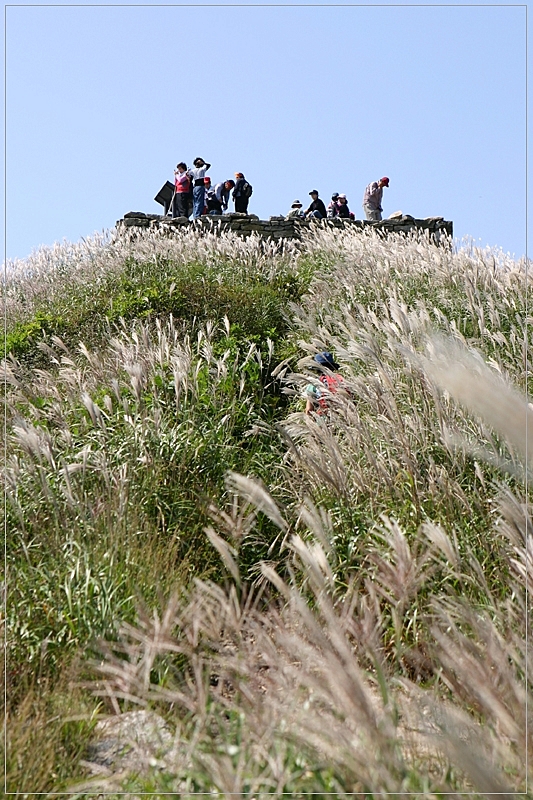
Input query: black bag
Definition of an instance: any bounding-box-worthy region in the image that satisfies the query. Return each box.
[206,194,223,213]
[242,181,253,198]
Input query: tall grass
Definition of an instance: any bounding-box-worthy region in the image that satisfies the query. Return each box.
[2,224,530,794]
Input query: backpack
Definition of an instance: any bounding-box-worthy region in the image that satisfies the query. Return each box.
[242,181,253,198]
[317,374,343,411]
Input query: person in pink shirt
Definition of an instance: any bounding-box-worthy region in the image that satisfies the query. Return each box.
[173,162,191,219]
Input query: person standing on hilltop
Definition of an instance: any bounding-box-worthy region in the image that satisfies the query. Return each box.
[362,176,389,221]
[203,177,214,215]
[233,173,253,213]
[173,162,191,219]
[188,157,211,218]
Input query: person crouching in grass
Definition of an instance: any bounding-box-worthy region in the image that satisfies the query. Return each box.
[305,352,344,415]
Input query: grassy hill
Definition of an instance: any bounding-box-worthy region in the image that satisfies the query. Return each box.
[2,224,531,796]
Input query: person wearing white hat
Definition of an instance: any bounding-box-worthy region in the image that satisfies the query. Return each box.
[286,200,305,219]
[336,194,354,220]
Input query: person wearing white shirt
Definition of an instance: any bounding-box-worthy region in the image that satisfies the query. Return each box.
[188,157,211,218]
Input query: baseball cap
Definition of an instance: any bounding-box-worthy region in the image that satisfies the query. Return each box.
[309,189,319,195]
[314,352,339,371]
[380,177,390,186]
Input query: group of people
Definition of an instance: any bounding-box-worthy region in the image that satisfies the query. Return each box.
[286,177,390,223]
[172,158,253,219]
[168,160,389,223]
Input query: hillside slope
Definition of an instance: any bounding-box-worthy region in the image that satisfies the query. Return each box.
[2,226,531,795]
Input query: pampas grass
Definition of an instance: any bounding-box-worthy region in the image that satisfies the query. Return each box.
[3,223,530,794]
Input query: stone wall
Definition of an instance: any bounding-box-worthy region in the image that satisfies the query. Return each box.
[117,211,453,243]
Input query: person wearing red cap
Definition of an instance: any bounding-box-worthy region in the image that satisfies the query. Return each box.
[362,177,389,221]
[202,177,213,215]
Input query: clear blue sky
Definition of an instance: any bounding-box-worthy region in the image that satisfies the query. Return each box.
[3,2,528,261]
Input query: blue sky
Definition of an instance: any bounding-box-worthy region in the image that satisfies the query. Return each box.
[3,2,528,261]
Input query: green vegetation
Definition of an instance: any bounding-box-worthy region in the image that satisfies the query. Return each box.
[2,226,531,796]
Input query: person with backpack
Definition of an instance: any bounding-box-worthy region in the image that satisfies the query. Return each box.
[188,157,211,218]
[172,162,191,219]
[304,352,345,415]
[233,172,252,213]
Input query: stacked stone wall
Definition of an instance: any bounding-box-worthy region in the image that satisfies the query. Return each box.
[117,212,453,243]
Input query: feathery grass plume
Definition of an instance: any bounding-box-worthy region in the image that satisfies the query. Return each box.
[369,515,435,616]
[493,487,533,595]
[417,334,532,462]
[83,455,529,793]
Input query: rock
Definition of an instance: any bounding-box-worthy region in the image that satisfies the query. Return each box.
[116,212,453,247]
[124,212,161,220]
[82,710,177,777]
[122,218,149,228]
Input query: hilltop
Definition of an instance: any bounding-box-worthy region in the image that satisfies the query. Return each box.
[2,223,531,795]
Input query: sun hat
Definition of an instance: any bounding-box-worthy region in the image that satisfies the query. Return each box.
[314,352,340,371]
[380,176,390,185]
[291,200,303,207]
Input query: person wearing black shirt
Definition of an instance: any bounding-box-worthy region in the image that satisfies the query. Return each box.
[233,172,250,213]
[305,190,327,220]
